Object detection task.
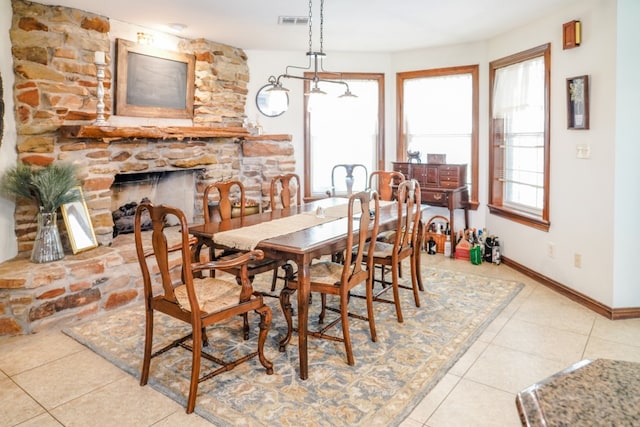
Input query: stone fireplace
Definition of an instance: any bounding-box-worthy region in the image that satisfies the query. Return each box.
[7,0,298,250]
[0,0,296,335]
[0,130,295,336]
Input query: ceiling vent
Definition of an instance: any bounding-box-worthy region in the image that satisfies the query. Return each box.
[278,16,309,26]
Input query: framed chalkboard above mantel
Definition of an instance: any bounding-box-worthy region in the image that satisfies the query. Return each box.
[115,38,195,119]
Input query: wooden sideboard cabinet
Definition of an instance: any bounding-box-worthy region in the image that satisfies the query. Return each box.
[393,162,469,257]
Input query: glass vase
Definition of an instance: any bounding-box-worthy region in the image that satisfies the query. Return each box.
[31,210,65,263]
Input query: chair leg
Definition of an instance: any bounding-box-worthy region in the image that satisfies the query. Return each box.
[242,313,250,340]
[201,326,209,347]
[410,253,421,307]
[140,306,154,386]
[340,292,354,366]
[255,304,274,374]
[186,324,203,414]
[365,276,377,342]
[208,246,216,278]
[319,293,327,324]
[391,261,404,323]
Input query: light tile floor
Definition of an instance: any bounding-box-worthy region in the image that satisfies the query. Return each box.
[2,254,639,426]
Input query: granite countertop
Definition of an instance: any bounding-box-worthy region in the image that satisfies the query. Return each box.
[516,358,640,426]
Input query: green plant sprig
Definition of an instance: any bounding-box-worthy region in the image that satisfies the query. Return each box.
[0,162,81,212]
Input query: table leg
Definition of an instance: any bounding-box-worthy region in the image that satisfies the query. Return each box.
[296,257,310,380]
[464,206,469,230]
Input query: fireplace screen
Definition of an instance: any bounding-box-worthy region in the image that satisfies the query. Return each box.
[110,170,198,237]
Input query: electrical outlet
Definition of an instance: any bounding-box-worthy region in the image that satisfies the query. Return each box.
[548,242,555,258]
[574,253,582,268]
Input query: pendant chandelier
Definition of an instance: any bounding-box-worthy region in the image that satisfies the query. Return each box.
[266,0,356,98]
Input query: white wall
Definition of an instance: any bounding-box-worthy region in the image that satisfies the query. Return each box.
[246,0,637,309]
[485,0,621,306]
[0,0,18,262]
[613,0,640,307]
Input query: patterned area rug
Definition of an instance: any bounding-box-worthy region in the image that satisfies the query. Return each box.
[63,265,523,426]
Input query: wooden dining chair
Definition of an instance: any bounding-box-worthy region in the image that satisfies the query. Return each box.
[279,190,380,366]
[368,170,405,201]
[362,179,422,323]
[203,180,246,222]
[326,163,368,198]
[134,202,273,414]
[268,173,301,291]
[203,180,284,297]
[270,173,301,210]
[368,170,406,244]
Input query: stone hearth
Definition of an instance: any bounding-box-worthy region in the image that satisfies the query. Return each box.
[0,228,186,336]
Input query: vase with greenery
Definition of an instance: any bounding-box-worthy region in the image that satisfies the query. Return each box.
[0,161,80,263]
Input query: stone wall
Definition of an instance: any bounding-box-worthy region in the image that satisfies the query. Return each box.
[8,0,294,250]
[10,0,250,131]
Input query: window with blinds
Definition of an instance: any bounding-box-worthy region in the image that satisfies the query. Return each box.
[489,44,550,230]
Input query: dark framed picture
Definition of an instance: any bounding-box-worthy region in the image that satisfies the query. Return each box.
[61,187,98,254]
[115,38,195,119]
[567,75,589,129]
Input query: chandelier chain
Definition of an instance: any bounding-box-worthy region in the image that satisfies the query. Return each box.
[320,0,324,53]
[265,0,356,102]
[308,0,313,53]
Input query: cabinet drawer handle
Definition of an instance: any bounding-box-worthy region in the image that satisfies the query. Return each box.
[432,193,443,200]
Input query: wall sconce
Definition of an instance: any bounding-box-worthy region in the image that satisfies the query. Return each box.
[563,20,581,50]
[137,32,154,45]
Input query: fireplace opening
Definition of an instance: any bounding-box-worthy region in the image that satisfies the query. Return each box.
[111,169,201,236]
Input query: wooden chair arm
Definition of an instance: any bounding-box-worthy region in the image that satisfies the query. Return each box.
[191,249,265,273]
[143,236,199,258]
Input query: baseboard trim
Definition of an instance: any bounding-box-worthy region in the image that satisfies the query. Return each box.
[501,256,640,320]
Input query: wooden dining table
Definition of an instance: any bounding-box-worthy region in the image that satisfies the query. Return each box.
[189,197,429,380]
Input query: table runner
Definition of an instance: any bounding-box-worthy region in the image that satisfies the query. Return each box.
[213,200,393,251]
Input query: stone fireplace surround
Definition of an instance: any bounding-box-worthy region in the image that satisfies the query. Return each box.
[0,0,297,335]
[0,128,294,335]
[0,130,295,336]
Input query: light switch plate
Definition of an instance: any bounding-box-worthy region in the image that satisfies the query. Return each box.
[576,144,590,159]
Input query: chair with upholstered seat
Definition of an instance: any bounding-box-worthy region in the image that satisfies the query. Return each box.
[362,179,422,323]
[135,202,273,414]
[279,190,380,366]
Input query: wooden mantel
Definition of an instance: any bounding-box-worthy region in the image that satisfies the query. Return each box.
[59,125,251,140]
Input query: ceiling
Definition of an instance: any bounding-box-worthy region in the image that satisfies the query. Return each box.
[35,0,576,53]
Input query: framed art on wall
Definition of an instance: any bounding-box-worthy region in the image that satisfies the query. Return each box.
[567,75,589,129]
[115,38,195,119]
